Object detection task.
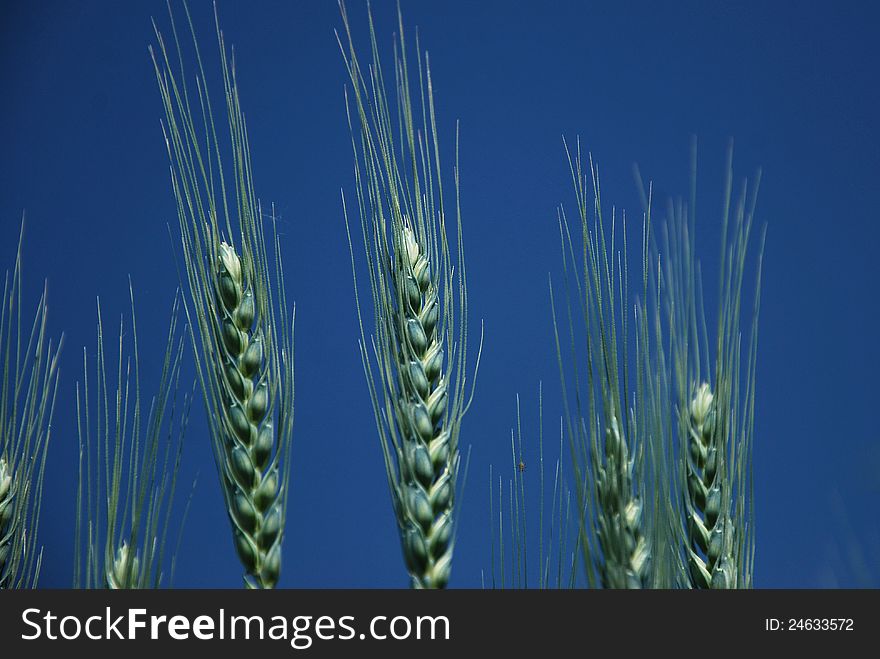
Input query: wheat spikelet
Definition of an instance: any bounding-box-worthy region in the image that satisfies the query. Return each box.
[74,290,191,589]
[107,543,143,590]
[151,4,294,589]
[0,221,62,590]
[339,3,480,589]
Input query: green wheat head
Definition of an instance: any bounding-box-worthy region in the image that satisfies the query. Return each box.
[74,289,191,589]
[339,2,480,589]
[151,4,295,589]
[551,140,673,589]
[648,139,765,588]
[0,222,62,590]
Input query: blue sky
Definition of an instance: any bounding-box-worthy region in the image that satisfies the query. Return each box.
[2,0,878,587]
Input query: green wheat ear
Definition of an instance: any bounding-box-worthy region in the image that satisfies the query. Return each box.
[0,220,63,590]
[684,381,735,587]
[648,139,766,589]
[339,2,481,589]
[551,140,673,589]
[74,288,191,590]
[151,3,295,589]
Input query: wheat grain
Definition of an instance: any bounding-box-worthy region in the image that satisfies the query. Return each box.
[339,2,480,589]
[151,4,295,589]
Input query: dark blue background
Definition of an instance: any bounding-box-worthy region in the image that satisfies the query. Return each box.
[2,0,878,587]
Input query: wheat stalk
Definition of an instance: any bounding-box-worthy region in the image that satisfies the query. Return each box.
[0,221,62,590]
[74,289,191,589]
[151,3,295,589]
[339,2,480,589]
